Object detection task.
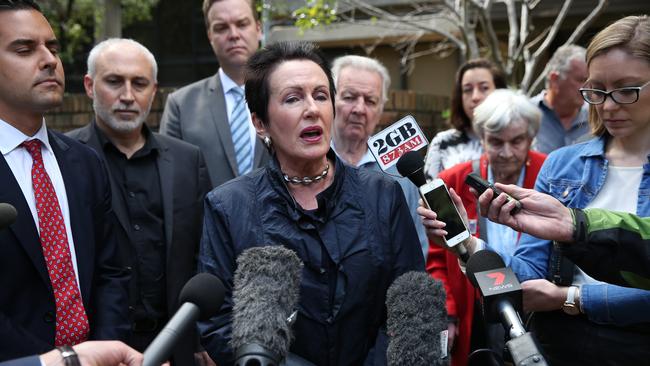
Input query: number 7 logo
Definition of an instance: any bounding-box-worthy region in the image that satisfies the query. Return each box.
[487,272,505,286]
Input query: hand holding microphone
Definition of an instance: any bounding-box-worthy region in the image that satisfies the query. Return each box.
[465,173,522,214]
[476,183,574,243]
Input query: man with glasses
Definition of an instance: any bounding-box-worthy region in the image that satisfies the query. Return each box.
[531,45,591,154]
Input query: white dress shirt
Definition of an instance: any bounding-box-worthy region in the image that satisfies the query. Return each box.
[0,118,81,284]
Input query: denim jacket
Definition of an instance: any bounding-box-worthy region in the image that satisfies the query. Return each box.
[493,136,650,325]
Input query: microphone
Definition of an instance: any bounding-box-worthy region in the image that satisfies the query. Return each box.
[466,250,548,366]
[396,151,469,261]
[395,150,427,188]
[386,271,449,366]
[0,203,17,230]
[466,250,524,336]
[231,246,303,366]
[143,273,226,366]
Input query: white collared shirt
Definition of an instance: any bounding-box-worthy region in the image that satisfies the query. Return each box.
[219,68,257,151]
[0,119,81,284]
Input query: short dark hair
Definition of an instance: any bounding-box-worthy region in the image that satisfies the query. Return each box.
[245,41,336,127]
[449,58,507,131]
[202,0,257,28]
[0,0,41,12]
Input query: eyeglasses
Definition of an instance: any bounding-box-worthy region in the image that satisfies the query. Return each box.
[579,80,650,105]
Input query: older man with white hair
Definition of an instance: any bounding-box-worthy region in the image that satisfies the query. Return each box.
[67,38,212,365]
[330,55,428,259]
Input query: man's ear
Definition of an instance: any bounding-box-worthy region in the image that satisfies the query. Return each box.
[256,20,263,43]
[83,74,94,99]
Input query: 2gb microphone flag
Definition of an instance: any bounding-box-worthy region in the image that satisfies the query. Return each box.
[367,115,428,171]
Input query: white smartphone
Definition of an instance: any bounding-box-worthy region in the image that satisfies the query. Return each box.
[419,179,471,247]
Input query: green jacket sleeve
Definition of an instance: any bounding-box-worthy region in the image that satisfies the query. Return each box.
[560,208,650,290]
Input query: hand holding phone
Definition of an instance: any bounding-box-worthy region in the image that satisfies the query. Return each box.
[419,179,471,248]
[464,173,522,214]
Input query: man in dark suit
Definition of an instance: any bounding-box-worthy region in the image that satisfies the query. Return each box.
[66,38,212,366]
[0,1,129,360]
[159,0,270,187]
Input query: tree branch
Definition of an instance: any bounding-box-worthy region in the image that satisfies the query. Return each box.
[565,0,608,44]
[306,0,608,93]
[528,0,609,93]
[501,0,519,75]
[520,0,573,90]
[464,0,480,59]
[478,3,506,72]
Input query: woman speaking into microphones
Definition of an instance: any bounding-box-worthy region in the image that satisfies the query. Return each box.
[197,41,424,366]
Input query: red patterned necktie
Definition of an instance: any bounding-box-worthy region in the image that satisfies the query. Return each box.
[22,139,89,346]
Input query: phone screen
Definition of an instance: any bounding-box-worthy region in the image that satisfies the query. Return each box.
[424,185,467,239]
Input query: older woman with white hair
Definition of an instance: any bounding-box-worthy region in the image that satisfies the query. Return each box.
[421,89,546,366]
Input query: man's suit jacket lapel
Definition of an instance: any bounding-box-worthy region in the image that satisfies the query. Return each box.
[74,124,134,246]
[207,75,239,177]
[155,137,174,261]
[0,154,49,286]
[48,131,92,297]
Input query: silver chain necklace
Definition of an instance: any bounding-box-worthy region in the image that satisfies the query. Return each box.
[283,164,330,185]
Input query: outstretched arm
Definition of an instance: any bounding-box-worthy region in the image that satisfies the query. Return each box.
[476,183,574,242]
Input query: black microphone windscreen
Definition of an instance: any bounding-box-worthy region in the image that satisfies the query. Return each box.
[465,250,506,288]
[395,151,427,187]
[0,203,18,230]
[230,245,303,360]
[386,271,448,366]
[178,273,226,320]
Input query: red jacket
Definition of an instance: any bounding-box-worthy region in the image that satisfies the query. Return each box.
[426,151,546,366]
